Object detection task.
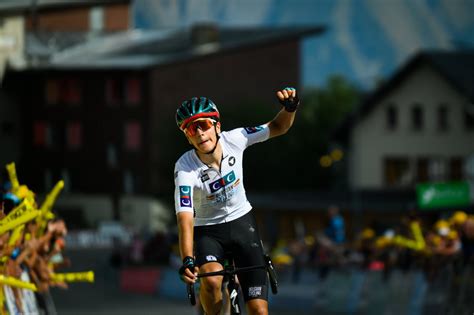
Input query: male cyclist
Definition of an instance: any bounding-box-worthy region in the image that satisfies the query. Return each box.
[174,87,299,315]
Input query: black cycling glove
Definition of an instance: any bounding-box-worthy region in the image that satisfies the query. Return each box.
[179,256,195,280]
[278,87,300,112]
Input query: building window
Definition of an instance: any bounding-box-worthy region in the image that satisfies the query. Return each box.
[90,6,104,32]
[106,79,121,106]
[386,105,397,130]
[61,169,71,193]
[124,122,141,151]
[123,169,134,194]
[33,121,51,147]
[45,80,60,105]
[107,144,118,168]
[450,157,463,181]
[416,158,429,183]
[45,79,81,105]
[66,122,82,150]
[428,158,447,181]
[411,104,423,131]
[437,105,448,131]
[125,78,141,106]
[63,79,82,105]
[384,158,411,186]
[465,104,474,130]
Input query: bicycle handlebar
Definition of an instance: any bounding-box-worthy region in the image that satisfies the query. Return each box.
[197,264,266,278]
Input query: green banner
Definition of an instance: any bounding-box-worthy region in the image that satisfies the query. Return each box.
[416,181,471,209]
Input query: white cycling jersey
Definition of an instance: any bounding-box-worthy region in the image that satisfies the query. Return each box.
[174,124,270,226]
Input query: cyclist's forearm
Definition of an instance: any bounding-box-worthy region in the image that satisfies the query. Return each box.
[267,108,296,138]
[177,212,194,259]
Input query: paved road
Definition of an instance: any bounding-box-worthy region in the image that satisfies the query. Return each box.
[47,248,474,315]
[51,281,315,315]
[48,248,315,315]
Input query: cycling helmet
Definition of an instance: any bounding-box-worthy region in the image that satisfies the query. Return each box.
[176,97,220,131]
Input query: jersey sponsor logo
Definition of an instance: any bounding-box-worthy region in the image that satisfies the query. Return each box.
[200,173,210,182]
[228,156,236,166]
[179,185,192,208]
[244,125,264,134]
[248,286,262,298]
[206,178,240,202]
[209,171,236,193]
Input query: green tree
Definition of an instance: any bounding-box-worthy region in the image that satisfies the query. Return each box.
[244,75,360,191]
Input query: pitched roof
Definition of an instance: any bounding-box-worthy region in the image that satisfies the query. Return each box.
[23,24,325,69]
[332,50,474,143]
[0,0,128,15]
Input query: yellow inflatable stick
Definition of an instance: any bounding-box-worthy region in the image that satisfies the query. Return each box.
[50,271,94,283]
[7,225,24,247]
[0,200,40,235]
[0,275,37,291]
[5,163,35,203]
[410,221,425,250]
[0,211,40,238]
[0,288,6,315]
[391,221,426,251]
[5,163,19,192]
[36,181,64,236]
[39,181,64,215]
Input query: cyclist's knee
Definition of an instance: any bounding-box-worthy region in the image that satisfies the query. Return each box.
[201,276,222,294]
[246,300,268,315]
[248,306,267,315]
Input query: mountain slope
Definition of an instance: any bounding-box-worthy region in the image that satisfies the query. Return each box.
[133,0,474,89]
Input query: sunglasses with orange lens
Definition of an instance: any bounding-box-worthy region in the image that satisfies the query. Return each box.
[185,119,215,137]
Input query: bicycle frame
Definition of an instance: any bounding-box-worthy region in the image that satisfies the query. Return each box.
[187,254,278,314]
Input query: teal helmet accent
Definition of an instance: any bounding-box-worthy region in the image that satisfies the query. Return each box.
[176,97,220,130]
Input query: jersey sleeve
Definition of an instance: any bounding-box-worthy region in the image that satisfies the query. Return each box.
[174,162,195,215]
[226,124,270,150]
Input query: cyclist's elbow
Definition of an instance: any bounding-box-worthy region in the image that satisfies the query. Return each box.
[268,121,292,138]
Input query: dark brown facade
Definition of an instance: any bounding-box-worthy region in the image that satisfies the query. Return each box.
[3,39,301,197]
[150,40,300,196]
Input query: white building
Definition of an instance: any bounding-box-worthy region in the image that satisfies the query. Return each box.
[335,50,474,190]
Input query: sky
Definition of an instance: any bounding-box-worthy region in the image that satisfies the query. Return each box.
[132,0,474,90]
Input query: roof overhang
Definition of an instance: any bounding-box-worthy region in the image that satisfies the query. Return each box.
[0,0,129,15]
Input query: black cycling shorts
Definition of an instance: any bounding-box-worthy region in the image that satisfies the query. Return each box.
[194,211,268,302]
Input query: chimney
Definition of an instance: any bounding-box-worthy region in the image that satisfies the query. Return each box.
[191,23,219,46]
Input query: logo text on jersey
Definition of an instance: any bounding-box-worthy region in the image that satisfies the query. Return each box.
[179,186,192,208]
[200,173,209,182]
[244,125,264,134]
[209,171,236,193]
[248,286,262,298]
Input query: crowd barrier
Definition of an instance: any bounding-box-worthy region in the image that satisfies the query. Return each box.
[0,162,94,314]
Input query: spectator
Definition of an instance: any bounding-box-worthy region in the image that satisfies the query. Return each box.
[325,205,345,245]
